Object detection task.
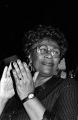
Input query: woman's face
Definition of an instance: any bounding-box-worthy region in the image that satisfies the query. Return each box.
[31,39,60,77]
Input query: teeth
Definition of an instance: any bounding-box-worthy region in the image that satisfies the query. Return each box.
[43,63,53,65]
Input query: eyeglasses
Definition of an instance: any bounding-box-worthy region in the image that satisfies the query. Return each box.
[36,45,60,57]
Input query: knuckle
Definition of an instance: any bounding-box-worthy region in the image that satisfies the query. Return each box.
[21,67,25,73]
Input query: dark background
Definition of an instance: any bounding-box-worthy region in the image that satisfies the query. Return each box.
[0,1,78,71]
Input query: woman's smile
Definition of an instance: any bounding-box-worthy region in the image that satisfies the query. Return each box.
[41,61,54,66]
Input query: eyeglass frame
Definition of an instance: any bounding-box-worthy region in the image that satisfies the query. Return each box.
[32,45,60,58]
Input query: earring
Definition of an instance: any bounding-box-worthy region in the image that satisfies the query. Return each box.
[28,57,33,71]
[28,55,35,72]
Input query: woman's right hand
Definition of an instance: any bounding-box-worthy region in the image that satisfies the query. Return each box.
[0,64,15,101]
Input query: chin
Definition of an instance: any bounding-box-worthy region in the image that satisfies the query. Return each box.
[40,69,53,77]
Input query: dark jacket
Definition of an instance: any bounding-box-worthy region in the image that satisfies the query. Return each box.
[0,76,78,120]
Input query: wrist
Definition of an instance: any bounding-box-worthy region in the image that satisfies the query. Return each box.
[0,96,8,105]
[21,92,35,104]
[0,97,8,115]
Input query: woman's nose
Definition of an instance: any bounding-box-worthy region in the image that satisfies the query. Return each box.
[45,53,52,59]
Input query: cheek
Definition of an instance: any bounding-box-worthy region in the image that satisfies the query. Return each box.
[32,53,60,74]
[32,54,41,70]
[53,58,60,68]
[33,60,40,70]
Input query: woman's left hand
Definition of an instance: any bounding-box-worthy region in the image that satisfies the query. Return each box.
[12,59,34,100]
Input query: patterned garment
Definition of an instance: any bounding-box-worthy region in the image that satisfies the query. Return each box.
[0,76,78,120]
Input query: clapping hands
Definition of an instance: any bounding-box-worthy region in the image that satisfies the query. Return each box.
[0,59,38,102]
[0,63,15,101]
[12,59,35,100]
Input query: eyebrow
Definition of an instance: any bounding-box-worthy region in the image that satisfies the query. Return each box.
[32,41,60,50]
[39,44,60,50]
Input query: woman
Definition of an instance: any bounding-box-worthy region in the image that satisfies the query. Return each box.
[0,25,78,120]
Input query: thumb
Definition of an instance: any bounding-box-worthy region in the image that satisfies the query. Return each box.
[7,63,12,77]
[2,66,8,78]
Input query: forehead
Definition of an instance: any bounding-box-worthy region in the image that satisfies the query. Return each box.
[32,38,60,49]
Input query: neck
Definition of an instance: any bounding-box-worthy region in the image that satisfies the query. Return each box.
[34,73,52,87]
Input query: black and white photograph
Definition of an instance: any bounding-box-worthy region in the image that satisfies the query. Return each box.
[0,1,78,120]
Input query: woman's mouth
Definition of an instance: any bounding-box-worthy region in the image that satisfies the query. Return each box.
[42,62,54,66]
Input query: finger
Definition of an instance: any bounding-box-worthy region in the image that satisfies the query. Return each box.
[12,70,19,85]
[2,66,8,78]
[7,63,12,77]
[8,77,14,88]
[13,61,22,79]
[23,62,31,79]
[17,59,26,77]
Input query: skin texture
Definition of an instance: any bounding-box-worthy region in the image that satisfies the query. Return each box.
[12,60,35,100]
[0,64,15,100]
[0,64,15,115]
[31,39,60,82]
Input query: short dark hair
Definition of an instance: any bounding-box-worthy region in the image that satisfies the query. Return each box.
[23,25,68,60]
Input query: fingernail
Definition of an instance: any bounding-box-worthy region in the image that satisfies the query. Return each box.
[13,62,16,66]
[23,62,27,66]
[9,63,12,69]
[17,59,21,64]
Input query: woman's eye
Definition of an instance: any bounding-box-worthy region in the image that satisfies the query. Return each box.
[53,50,60,55]
[41,48,47,53]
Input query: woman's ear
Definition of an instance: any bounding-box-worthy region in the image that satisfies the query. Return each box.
[58,58,66,70]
